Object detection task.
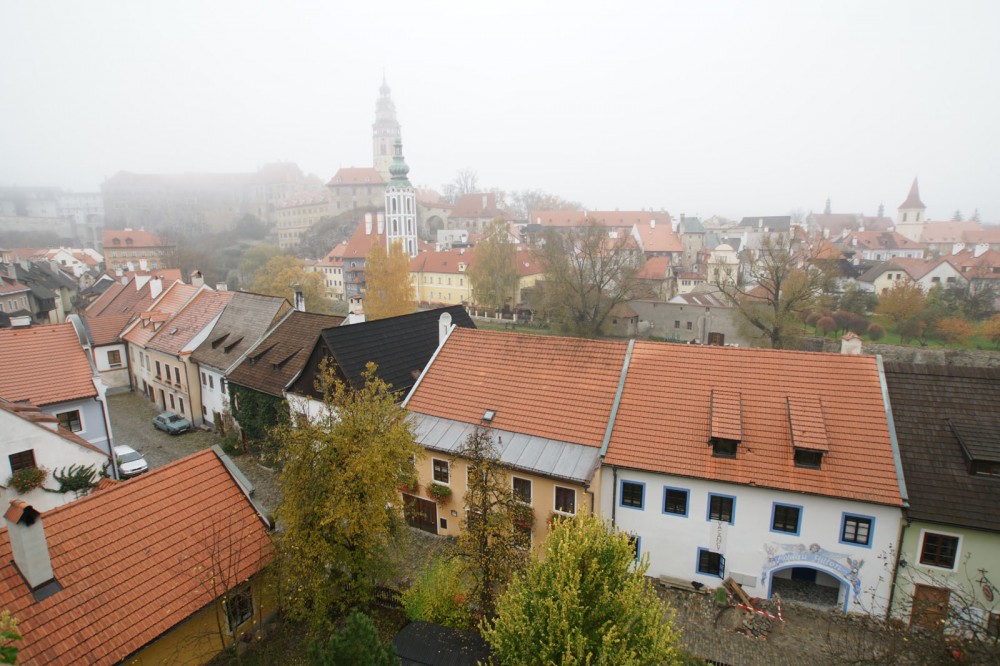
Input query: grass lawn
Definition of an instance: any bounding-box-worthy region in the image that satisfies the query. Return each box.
[807,315,1000,351]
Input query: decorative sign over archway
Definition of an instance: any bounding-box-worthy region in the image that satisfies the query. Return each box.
[761,542,865,596]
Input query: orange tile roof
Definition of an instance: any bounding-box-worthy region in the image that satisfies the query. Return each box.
[0,276,30,296]
[406,328,628,447]
[637,256,672,280]
[0,324,96,406]
[83,282,125,315]
[605,343,902,506]
[102,229,168,249]
[450,192,504,219]
[530,210,664,230]
[962,225,1000,244]
[146,290,235,356]
[919,220,983,243]
[0,449,272,666]
[636,220,681,253]
[326,167,384,186]
[122,282,199,348]
[83,313,134,346]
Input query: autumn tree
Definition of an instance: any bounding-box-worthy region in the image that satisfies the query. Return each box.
[983,313,1000,349]
[534,221,641,337]
[275,362,421,631]
[364,239,416,320]
[503,189,583,220]
[237,243,282,286]
[936,317,976,345]
[875,281,925,324]
[251,255,330,312]
[468,219,520,312]
[715,233,837,349]
[456,426,529,620]
[482,514,682,665]
[0,611,19,665]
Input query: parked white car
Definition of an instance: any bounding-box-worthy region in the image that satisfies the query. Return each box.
[114,445,149,479]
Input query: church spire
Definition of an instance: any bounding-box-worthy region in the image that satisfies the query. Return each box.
[373,78,401,180]
[898,177,925,210]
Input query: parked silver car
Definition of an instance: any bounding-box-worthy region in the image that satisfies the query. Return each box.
[153,411,192,435]
[114,444,149,479]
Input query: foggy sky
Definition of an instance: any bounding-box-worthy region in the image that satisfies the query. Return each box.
[1,1,998,223]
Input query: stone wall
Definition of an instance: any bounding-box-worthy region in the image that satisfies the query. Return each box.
[794,336,1000,368]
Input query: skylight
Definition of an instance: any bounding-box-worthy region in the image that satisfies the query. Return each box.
[482,409,496,423]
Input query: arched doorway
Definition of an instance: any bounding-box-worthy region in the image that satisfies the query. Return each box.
[768,565,850,612]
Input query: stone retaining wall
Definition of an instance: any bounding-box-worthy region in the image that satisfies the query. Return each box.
[793,336,1000,367]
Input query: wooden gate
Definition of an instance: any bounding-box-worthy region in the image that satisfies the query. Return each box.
[911,584,950,632]
[403,493,438,534]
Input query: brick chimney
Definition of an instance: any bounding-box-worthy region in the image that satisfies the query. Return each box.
[840,332,863,355]
[4,501,56,590]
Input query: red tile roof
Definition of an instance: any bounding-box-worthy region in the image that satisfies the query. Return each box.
[450,192,504,219]
[841,230,924,251]
[146,290,235,356]
[637,256,672,280]
[102,229,168,249]
[326,167,384,186]
[83,313,134,346]
[636,220,681,253]
[406,328,629,447]
[898,178,925,210]
[0,449,271,666]
[530,210,665,230]
[122,282,200,348]
[0,324,96,406]
[0,276,30,296]
[919,220,983,244]
[605,343,902,506]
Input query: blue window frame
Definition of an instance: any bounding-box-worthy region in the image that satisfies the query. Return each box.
[619,479,645,510]
[696,548,725,578]
[706,493,736,524]
[839,512,875,548]
[627,534,641,560]
[770,502,802,535]
[662,486,689,517]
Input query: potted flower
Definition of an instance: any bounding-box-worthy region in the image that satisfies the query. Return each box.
[427,483,452,503]
[513,503,535,531]
[8,466,48,494]
[397,478,419,494]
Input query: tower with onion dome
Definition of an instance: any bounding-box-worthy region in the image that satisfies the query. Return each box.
[385,138,417,257]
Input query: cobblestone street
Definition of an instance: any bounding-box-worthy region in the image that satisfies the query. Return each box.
[107,391,282,516]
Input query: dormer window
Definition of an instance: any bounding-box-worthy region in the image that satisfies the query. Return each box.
[787,396,829,469]
[709,388,742,459]
[711,438,738,458]
[950,419,1000,477]
[794,449,824,469]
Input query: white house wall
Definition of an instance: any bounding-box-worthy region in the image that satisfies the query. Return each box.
[41,397,111,455]
[599,466,902,616]
[198,366,229,426]
[93,342,130,389]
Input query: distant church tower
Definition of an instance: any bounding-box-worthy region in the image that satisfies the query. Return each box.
[895,178,927,242]
[373,77,401,181]
[385,138,417,257]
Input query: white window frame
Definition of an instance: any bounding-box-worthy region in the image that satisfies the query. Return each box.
[432,458,450,485]
[554,485,576,515]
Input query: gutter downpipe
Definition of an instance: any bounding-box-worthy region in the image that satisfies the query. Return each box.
[876,355,909,620]
[600,340,635,529]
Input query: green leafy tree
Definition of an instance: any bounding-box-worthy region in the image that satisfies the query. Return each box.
[838,284,878,315]
[251,255,330,313]
[237,243,283,286]
[715,233,837,349]
[456,427,529,620]
[483,514,682,665]
[229,384,289,457]
[876,281,925,324]
[468,219,520,312]
[0,611,19,665]
[402,556,474,630]
[275,362,421,630]
[307,610,398,666]
[364,240,416,320]
[534,221,641,337]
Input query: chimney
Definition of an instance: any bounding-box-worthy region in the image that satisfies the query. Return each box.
[139,258,148,271]
[190,270,204,287]
[215,282,228,291]
[365,213,373,235]
[840,332,863,355]
[650,219,656,229]
[293,283,305,312]
[482,194,488,210]
[149,278,163,299]
[4,501,56,591]
[439,311,453,346]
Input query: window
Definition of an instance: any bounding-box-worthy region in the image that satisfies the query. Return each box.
[174,367,181,384]
[971,460,1000,477]
[107,349,122,367]
[201,372,207,385]
[686,321,693,330]
[711,438,737,458]
[164,363,170,379]
[770,503,802,535]
[840,514,873,547]
[513,477,532,504]
[432,458,450,484]
[794,449,823,469]
[707,494,735,524]
[697,549,724,577]
[663,487,689,516]
[920,532,960,569]
[209,375,214,389]
[554,486,576,514]
[628,534,640,560]
[221,379,227,395]
[155,360,162,378]
[225,585,254,633]
[169,394,175,409]
[619,480,645,510]
[57,410,83,432]
[674,320,680,329]
[178,397,184,415]
[8,450,36,473]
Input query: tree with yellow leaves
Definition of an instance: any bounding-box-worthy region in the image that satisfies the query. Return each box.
[364,239,415,320]
[250,255,330,313]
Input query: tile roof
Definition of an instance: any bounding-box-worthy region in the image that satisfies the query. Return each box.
[841,230,924,251]
[146,289,235,356]
[636,220,682,253]
[0,399,108,455]
[0,275,30,296]
[919,220,983,244]
[122,282,200,348]
[738,216,792,232]
[102,229,168,248]
[295,306,475,398]
[82,282,125,315]
[274,188,330,210]
[888,256,962,281]
[605,342,902,506]
[0,324,97,406]
[882,364,1000,532]
[83,313,135,347]
[0,449,271,666]
[450,192,504,219]
[405,328,629,448]
[530,210,659,229]
[191,292,291,372]
[326,167,384,186]
[636,256,672,280]
[898,178,925,209]
[227,310,345,396]
[962,225,1000,244]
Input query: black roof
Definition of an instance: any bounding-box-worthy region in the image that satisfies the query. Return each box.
[738,216,792,232]
[883,363,1000,533]
[291,305,475,398]
[392,621,491,666]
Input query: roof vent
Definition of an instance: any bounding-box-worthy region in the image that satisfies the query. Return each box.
[482,409,496,423]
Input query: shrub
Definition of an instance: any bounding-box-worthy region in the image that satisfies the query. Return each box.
[805,311,823,327]
[7,467,48,494]
[817,316,837,335]
[936,317,975,345]
[402,556,474,631]
[306,610,397,666]
[426,483,451,503]
[867,323,886,341]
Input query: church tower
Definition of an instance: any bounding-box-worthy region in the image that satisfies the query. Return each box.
[895,178,927,242]
[373,77,401,181]
[385,138,418,257]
